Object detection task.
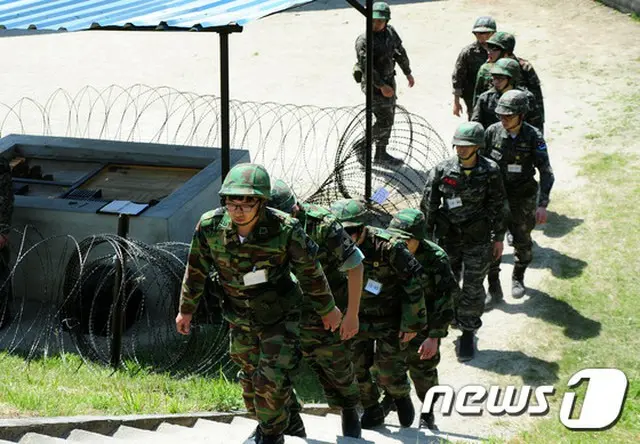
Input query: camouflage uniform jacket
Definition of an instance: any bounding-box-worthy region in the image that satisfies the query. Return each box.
[0,157,13,227]
[452,41,488,99]
[296,202,358,315]
[420,155,507,242]
[515,56,545,124]
[482,122,555,207]
[357,226,426,333]
[179,207,336,328]
[473,61,494,106]
[355,25,411,89]
[414,240,456,339]
[471,86,543,130]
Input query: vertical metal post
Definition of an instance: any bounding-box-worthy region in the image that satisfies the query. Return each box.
[365,0,373,200]
[220,30,231,180]
[110,213,129,370]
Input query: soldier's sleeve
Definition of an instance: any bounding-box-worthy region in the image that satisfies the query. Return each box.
[391,29,412,76]
[487,163,507,242]
[473,65,490,106]
[288,222,336,316]
[179,219,214,315]
[451,47,468,96]
[525,90,543,131]
[390,243,427,333]
[424,249,456,338]
[420,166,442,236]
[470,95,483,125]
[520,61,545,123]
[533,131,555,208]
[324,220,361,271]
[355,34,384,88]
[0,158,14,228]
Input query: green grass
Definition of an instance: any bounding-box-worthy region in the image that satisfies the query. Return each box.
[0,353,243,417]
[507,153,640,442]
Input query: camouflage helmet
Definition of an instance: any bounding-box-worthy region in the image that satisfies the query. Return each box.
[388,208,428,240]
[372,2,391,20]
[219,163,271,199]
[472,16,497,33]
[495,89,529,115]
[330,199,369,228]
[490,58,521,83]
[268,179,298,213]
[487,32,515,53]
[452,122,485,147]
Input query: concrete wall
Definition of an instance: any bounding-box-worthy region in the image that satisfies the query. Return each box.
[600,0,640,14]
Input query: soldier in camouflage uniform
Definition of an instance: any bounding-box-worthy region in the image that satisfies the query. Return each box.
[452,16,497,119]
[474,32,545,131]
[268,179,363,438]
[0,156,13,330]
[472,58,542,131]
[386,209,457,430]
[482,91,554,303]
[354,2,414,166]
[177,164,342,444]
[420,122,506,361]
[330,199,427,429]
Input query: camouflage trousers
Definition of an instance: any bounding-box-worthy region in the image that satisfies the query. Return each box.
[490,193,537,275]
[229,316,301,436]
[350,326,411,409]
[298,319,360,410]
[360,78,397,150]
[402,334,440,403]
[441,235,492,331]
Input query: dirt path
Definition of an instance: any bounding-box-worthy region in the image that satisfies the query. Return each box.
[1,0,639,440]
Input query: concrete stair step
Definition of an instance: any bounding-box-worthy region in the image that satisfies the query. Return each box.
[65,429,130,443]
[193,418,254,442]
[111,425,179,444]
[155,421,233,443]
[19,433,67,444]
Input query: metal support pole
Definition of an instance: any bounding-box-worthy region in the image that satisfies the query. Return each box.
[365,0,373,200]
[110,213,130,370]
[220,30,231,180]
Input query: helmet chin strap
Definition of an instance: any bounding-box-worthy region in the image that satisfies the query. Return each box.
[458,149,478,162]
[503,114,523,133]
[233,201,264,227]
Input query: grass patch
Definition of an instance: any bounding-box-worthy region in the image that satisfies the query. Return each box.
[509,152,640,442]
[0,353,243,417]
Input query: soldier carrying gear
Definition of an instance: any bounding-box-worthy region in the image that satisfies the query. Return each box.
[471,58,542,131]
[353,1,415,166]
[482,92,555,303]
[268,180,364,439]
[177,163,342,444]
[330,199,427,430]
[384,208,457,430]
[420,122,506,362]
[452,16,497,119]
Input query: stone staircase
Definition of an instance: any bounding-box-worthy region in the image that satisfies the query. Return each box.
[0,413,481,443]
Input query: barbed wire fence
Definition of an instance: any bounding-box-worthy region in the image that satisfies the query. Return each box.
[0,84,448,376]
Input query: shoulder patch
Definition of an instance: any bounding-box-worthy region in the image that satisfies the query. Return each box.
[537,141,548,151]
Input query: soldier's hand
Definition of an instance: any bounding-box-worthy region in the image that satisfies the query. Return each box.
[418,337,439,360]
[340,310,360,340]
[536,207,548,225]
[493,241,504,260]
[399,331,417,343]
[380,85,395,98]
[176,312,193,335]
[322,307,343,332]
[407,74,415,88]
[453,98,463,117]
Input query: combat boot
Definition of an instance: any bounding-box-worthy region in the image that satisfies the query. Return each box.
[394,396,415,427]
[512,266,527,299]
[361,403,385,429]
[374,146,403,166]
[457,330,475,362]
[485,272,503,309]
[253,426,284,444]
[420,412,437,430]
[380,393,396,416]
[283,411,306,438]
[341,407,362,438]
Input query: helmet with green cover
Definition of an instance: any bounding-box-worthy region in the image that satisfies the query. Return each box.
[452,122,485,147]
[330,199,370,228]
[495,89,529,115]
[491,57,521,83]
[219,163,271,200]
[268,179,298,213]
[388,208,428,240]
[372,2,391,20]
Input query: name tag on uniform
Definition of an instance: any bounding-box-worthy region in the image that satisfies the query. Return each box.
[508,164,522,173]
[446,197,463,209]
[243,269,268,286]
[365,279,383,295]
[491,149,502,160]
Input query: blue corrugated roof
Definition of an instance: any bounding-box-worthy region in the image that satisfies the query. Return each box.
[0,0,314,31]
